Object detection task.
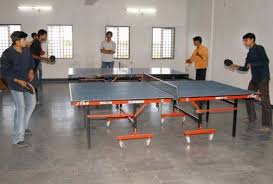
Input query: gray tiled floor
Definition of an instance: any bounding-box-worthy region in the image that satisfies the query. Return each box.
[0,82,272,184]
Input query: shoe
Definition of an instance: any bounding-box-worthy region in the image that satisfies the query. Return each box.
[25,129,32,136]
[15,141,29,148]
[260,127,272,133]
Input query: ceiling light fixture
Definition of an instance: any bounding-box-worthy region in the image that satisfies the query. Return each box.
[17,6,53,12]
[126,7,157,15]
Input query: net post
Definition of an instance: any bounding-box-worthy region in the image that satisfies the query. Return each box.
[143,73,179,98]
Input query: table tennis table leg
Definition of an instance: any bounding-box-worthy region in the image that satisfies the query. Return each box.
[132,104,138,130]
[206,101,210,123]
[84,106,91,149]
[198,103,203,128]
[232,100,238,137]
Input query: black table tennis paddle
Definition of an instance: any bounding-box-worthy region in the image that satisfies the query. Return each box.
[49,55,56,63]
[41,55,56,65]
[224,59,234,67]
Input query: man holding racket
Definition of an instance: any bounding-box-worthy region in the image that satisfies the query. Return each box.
[30,29,49,104]
[186,36,209,80]
[0,31,36,148]
[228,33,272,132]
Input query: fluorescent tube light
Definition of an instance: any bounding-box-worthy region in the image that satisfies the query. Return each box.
[18,6,53,12]
[126,7,157,15]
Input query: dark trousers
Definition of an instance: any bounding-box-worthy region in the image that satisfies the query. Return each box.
[246,79,272,127]
[101,61,114,69]
[195,69,207,107]
[196,69,207,80]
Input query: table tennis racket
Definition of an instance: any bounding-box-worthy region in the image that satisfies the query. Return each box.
[41,55,56,65]
[25,82,35,94]
[224,59,234,67]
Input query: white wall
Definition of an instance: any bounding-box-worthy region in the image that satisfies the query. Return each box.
[0,0,187,79]
[186,0,213,79]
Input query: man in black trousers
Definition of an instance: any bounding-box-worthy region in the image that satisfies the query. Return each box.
[230,33,272,132]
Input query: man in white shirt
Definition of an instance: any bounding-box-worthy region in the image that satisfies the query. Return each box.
[100,31,116,68]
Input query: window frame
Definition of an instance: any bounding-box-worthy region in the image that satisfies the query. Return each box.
[151,27,176,60]
[105,25,131,59]
[0,24,22,56]
[47,24,74,59]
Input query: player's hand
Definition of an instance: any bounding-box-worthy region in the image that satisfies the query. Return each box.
[16,79,28,88]
[28,70,34,82]
[229,64,239,71]
[41,57,50,63]
[45,58,51,63]
[186,59,192,64]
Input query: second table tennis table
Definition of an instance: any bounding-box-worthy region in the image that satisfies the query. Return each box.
[69,74,257,148]
[68,67,189,81]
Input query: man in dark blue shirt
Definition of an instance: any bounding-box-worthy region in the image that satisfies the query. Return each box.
[0,31,36,148]
[230,33,272,131]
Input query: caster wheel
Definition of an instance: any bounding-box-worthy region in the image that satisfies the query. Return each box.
[119,141,125,149]
[209,134,214,141]
[161,118,165,124]
[185,136,191,144]
[106,120,111,127]
[146,139,151,146]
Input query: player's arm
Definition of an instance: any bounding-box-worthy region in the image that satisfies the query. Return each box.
[0,51,17,84]
[31,53,49,61]
[28,53,35,82]
[0,51,27,87]
[30,43,49,62]
[186,51,195,64]
[231,60,249,72]
[100,49,113,54]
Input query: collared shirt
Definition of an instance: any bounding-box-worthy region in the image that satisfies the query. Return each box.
[239,44,270,82]
[100,40,116,62]
[0,46,35,92]
[30,39,42,70]
[190,45,209,69]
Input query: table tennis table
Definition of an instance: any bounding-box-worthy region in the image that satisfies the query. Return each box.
[69,74,257,148]
[68,67,189,81]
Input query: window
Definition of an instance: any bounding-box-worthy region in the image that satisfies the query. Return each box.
[152,27,175,59]
[47,25,73,59]
[105,26,130,59]
[0,25,21,56]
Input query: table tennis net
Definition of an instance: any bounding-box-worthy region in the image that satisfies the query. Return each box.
[143,73,178,98]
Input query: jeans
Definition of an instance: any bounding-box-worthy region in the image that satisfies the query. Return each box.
[101,61,114,69]
[10,90,36,144]
[195,68,207,80]
[246,79,272,127]
[37,63,42,86]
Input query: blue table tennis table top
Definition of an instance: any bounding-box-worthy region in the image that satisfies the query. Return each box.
[69,80,255,102]
[68,67,188,79]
